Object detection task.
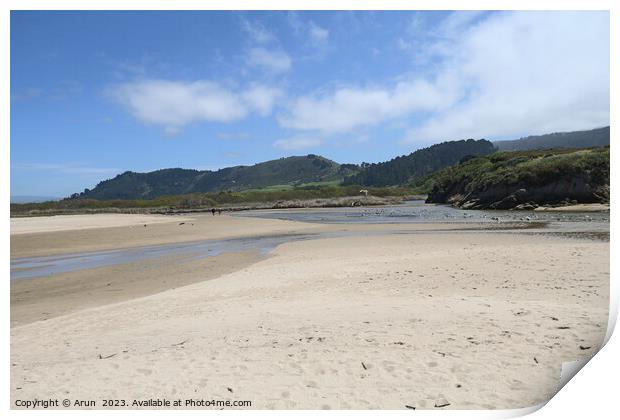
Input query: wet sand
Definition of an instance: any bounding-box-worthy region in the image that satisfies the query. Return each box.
[10,214,490,326]
[10,212,610,409]
[10,213,484,259]
[11,213,321,259]
[11,251,262,327]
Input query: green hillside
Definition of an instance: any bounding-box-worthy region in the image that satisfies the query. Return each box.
[343,139,496,187]
[423,147,609,209]
[77,155,359,200]
[60,127,611,205]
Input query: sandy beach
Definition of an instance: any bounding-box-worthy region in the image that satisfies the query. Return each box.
[10,214,194,235]
[9,212,497,260]
[10,212,609,409]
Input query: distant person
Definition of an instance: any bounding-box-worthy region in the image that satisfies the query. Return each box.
[218,209,222,215]
[211,208,216,216]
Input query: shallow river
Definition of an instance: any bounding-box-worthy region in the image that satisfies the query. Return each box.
[237,200,609,224]
[11,201,609,281]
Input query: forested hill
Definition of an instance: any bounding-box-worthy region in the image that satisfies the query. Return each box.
[77,155,359,200]
[342,139,496,187]
[494,126,609,151]
[73,127,609,200]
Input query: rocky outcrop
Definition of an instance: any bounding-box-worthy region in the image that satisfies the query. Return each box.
[427,174,609,210]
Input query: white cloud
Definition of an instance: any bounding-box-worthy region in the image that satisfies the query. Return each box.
[108,79,282,133]
[436,10,486,38]
[240,18,274,44]
[280,11,609,144]
[279,77,461,134]
[286,13,329,51]
[403,11,609,143]
[397,38,414,51]
[273,137,322,151]
[286,11,304,35]
[309,22,329,43]
[242,85,283,116]
[246,47,292,74]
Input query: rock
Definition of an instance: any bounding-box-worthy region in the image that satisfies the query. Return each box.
[514,202,538,210]
[489,194,518,210]
[513,188,529,202]
[434,398,451,408]
[461,200,480,210]
[427,166,609,210]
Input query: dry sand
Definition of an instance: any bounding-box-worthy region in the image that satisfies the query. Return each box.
[10,213,609,409]
[10,214,193,235]
[11,251,263,327]
[534,203,610,212]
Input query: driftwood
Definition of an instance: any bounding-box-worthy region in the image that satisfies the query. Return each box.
[98,353,117,359]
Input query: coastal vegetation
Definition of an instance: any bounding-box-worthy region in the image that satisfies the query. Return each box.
[75,155,360,200]
[342,139,496,186]
[422,147,610,209]
[11,185,420,216]
[75,139,497,200]
[11,127,610,215]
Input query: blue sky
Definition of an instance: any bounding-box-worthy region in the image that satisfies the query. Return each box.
[11,10,609,197]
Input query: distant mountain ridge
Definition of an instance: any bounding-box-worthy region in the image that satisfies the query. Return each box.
[77,155,359,200]
[74,126,610,201]
[493,126,609,151]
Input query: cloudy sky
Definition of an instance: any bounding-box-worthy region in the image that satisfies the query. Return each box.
[11,10,609,197]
